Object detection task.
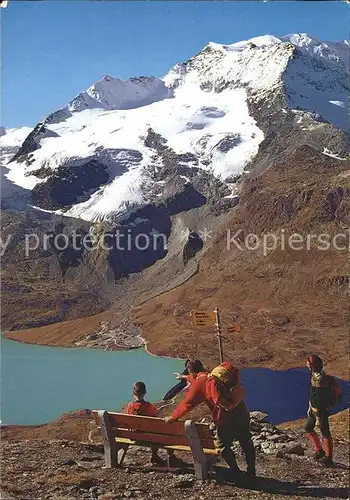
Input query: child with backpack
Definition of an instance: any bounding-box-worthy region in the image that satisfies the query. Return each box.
[304,354,342,467]
[126,381,182,467]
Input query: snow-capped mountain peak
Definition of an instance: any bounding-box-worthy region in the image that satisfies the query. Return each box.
[205,34,284,53]
[71,75,172,112]
[195,33,348,67]
[164,33,348,130]
[2,33,348,222]
[46,75,172,124]
[282,33,349,68]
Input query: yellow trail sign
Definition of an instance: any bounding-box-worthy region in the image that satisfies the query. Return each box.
[191,310,216,327]
[190,307,223,362]
[227,324,242,333]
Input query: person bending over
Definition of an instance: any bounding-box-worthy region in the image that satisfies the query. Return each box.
[165,361,256,481]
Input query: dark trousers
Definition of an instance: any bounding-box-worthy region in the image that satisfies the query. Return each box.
[304,409,331,439]
[214,422,255,470]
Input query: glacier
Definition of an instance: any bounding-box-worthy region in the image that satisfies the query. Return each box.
[1,33,348,221]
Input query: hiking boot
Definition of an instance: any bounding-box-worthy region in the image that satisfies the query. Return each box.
[313,449,326,461]
[230,468,246,486]
[150,455,167,466]
[321,456,334,468]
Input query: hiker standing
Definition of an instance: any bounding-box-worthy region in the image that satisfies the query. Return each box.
[165,361,256,480]
[304,354,342,467]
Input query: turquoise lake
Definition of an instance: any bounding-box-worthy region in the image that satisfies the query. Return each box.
[1,336,184,426]
[1,336,348,426]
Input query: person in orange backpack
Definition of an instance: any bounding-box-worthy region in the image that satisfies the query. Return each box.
[304,354,342,467]
[126,381,183,467]
[165,361,255,481]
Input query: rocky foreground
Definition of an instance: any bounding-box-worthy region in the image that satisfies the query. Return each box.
[1,409,349,500]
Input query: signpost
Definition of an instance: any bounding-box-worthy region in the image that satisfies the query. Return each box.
[227,324,242,334]
[191,310,215,327]
[190,308,223,362]
[190,308,243,362]
[214,307,223,363]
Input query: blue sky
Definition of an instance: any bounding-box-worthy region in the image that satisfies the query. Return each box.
[2,1,348,128]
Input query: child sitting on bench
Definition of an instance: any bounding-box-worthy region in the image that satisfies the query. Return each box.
[126,381,183,467]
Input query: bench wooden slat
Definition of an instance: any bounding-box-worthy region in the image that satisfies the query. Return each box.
[115,437,217,455]
[114,429,215,449]
[92,410,216,479]
[93,412,185,436]
[94,411,186,436]
[92,411,213,440]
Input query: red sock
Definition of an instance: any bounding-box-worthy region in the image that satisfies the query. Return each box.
[306,432,323,451]
[323,437,333,459]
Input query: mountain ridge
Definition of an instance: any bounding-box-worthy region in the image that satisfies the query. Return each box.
[1,33,348,222]
[1,33,349,368]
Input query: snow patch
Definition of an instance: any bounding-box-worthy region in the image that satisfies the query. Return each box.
[284,49,348,130]
[322,148,347,160]
[2,32,348,220]
[70,75,173,112]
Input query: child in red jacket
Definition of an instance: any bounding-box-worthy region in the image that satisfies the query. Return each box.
[126,381,165,465]
[127,381,159,417]
[127,381,182,467]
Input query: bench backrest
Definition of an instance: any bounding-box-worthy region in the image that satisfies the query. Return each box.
[92,410,215,449]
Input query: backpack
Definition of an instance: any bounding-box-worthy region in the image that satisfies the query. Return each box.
[329,376,342,407]
[130,401,146,416]
[208,362,245,412]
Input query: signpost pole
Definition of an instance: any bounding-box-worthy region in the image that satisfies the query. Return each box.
[214,307,223,363]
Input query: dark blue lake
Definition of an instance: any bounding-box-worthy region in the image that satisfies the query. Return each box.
[241,367,348,424]
[1,337,348,425]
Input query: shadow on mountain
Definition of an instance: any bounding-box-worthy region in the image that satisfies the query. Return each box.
[0,166,32,211]
[108,205,171,280]
[163,184,207,216]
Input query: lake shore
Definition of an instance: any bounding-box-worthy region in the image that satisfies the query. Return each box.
[5,318,349,380]
[3,332,349,428]
[4,310,145,351]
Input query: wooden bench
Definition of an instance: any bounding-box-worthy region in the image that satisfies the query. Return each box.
[92,410,217,480]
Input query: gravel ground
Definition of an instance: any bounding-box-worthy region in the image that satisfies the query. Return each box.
[1,436,348,500]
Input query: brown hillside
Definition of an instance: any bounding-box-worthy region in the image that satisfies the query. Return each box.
[0,211,109,331]
[134,147,350,378]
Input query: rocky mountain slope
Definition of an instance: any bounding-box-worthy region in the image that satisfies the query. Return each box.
[133,145,349,378]
[1,33,348,221]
